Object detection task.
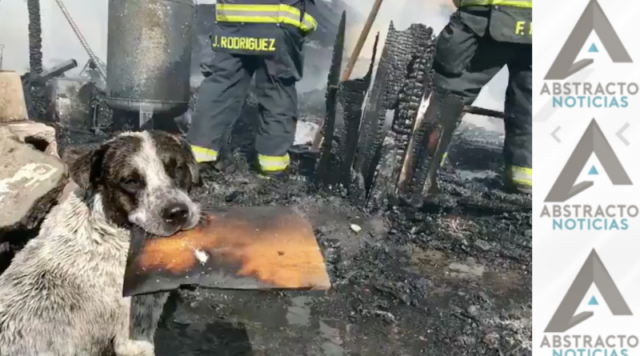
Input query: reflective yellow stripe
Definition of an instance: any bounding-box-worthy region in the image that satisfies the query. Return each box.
[440,152,448,166]
[510,166,532,187]
[191,145,218,163]
[460,0,532,8]
[216,4,318,32]
[258,153,290,172]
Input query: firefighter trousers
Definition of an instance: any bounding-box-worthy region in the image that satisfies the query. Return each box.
[432,13,532,174]
[188,51,299,173]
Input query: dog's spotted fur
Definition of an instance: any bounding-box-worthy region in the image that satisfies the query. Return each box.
[0,131,201,356]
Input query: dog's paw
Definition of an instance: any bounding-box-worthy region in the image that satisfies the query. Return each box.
[115,339,155,356]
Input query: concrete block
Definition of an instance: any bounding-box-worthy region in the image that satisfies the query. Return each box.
[0,71,29,123]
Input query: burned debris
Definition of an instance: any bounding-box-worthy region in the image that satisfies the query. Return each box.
[315,21,439,209]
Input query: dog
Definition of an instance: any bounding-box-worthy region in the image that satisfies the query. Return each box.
[0,131,201,356]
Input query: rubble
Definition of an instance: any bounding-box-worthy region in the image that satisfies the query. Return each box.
[149,152,531,356]
[0,126,67,233]
[3,121,58,157]
[0,73,67,273]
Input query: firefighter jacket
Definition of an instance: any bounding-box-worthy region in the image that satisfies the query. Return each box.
[211,0,318,56]
[456,0,532,44]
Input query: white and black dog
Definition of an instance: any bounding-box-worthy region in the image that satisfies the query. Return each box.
[0,131,201,356]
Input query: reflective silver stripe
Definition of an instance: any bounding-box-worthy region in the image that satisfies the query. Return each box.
[510,166,532,187]
[301,15,316,31]
[258,154,290,172]
[216,5,317,31]
[460,0,532,7]
[191,146,218,163]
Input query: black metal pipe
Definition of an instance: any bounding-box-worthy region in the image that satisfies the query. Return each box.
[33,59,78,84]
[463,105,505,119]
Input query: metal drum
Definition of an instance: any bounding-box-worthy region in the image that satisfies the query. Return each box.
[106,0,194,116]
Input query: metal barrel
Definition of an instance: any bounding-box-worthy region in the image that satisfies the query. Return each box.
[106,0,194,116]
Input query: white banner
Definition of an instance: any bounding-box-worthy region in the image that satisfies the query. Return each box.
[534,0,640,355]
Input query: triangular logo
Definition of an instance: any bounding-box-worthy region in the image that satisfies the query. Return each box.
[588,43,599,53]
[545,0,632,80]
[545,250,632,333]
[588,166,599,175]
[545,119,632,203]
[589,296,599,305]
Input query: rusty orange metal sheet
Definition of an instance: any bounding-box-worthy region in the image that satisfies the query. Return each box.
[123,206,331,296]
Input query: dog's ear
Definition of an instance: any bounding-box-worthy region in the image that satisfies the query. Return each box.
[178,137,202,187]
[62,144,107,190]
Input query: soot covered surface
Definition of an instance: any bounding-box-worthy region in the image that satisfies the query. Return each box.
[55,109,531,356]
[152,159,531,355]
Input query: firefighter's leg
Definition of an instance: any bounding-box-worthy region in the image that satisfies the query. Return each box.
[253,64,298,175]
[187,52,254,163]
[504,45,532,194]
[252,28,304,175]
[404,15,505,198]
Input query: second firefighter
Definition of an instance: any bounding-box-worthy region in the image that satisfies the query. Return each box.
[188,0,317,176]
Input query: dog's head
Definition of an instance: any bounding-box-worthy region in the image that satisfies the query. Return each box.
[65,131,202,236]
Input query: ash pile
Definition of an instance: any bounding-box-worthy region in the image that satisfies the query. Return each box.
[1,5,531,356]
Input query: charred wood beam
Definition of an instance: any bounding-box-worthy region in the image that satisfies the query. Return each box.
[337,33,379,188]
[316,11,346,185]
[367,26,435,209]
[388,26,435,195]
[352,23,435,207]
[26,0,46,121]
[352,22,398,200]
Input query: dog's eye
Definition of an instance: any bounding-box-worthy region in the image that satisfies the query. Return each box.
[175,164,189,182]
[120,177,144,192]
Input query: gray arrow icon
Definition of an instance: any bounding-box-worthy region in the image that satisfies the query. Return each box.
[552,126,562,143]
[617,123,630,146]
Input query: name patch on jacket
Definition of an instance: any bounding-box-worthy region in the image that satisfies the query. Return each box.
[515,21,532,36]
[211,35,276,52]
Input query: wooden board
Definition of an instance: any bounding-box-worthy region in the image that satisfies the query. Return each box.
[123,206,331,296]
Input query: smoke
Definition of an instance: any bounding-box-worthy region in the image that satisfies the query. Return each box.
[0,0,108,75]
[0,0,507,132]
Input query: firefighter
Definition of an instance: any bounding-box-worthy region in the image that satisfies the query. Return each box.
[414,0,532,194]
[188,0,317,176]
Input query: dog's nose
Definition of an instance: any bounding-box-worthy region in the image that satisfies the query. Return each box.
[162,203,189,227]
